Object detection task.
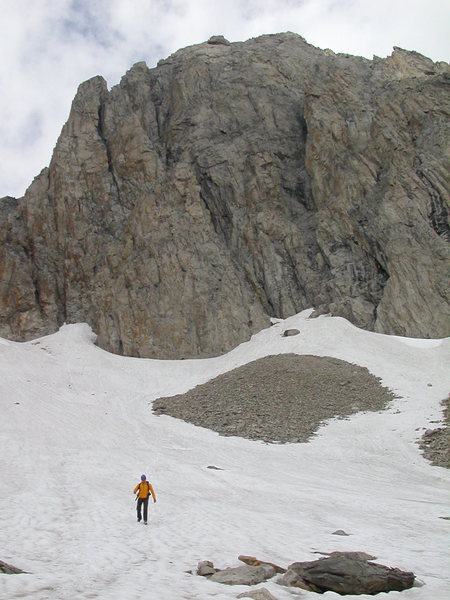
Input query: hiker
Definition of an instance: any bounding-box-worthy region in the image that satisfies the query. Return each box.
[133,474,156,524]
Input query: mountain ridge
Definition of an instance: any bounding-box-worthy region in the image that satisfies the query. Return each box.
[0,32,449,358]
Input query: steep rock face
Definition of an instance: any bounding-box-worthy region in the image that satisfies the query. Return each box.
[0,34,449,357]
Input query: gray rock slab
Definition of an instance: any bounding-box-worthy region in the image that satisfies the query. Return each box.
[209,564,276,586]
[284,555,415,595]
[197,560,216,576]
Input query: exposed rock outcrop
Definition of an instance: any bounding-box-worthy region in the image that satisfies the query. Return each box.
[279,554,415,595]
[1,33,449,358]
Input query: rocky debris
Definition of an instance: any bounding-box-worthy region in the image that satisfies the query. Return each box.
[0,560,25,574]
[1,33,448,358]
[237,588,278,599]
[419,395,450,468]
[238,555,286,574]
[279,554,415,595]
[153,354,395,443]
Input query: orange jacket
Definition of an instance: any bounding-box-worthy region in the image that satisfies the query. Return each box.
[134,480,156,502]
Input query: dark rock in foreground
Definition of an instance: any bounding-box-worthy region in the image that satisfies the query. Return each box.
[198,553,415,595]
[279,554,415,595]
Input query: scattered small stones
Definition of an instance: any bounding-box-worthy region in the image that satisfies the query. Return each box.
[206,465,223,470]
[332,529,350,536]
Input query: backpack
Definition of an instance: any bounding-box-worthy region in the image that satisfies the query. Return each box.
[140,481,150,498]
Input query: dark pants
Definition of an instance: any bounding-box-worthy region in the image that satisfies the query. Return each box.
[137,497,149,522]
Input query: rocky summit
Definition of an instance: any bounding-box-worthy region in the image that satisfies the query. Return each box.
[0,33,449,358]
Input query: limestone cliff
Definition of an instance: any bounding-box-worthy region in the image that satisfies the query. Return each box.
[0,33,449,358]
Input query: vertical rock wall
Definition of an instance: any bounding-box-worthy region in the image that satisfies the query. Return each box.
[0,34,448,357]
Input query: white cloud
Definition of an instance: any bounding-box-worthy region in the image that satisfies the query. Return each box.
[1,0,449,198]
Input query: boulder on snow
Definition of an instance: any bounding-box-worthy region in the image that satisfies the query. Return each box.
[197,560,217,576]
[209,564,276,585]
[278,554,415,595]
[0,560,26,574]
[282,329,300,337]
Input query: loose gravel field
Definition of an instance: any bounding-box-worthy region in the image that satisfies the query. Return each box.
[153,354,397,443]
[419,395,450,469]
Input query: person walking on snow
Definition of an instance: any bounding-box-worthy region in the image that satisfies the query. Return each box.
[134,474,156,524]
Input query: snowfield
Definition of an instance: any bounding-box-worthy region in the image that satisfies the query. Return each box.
[1,310,449,599]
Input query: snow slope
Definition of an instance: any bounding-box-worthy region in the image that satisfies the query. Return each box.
[1,310,449,600]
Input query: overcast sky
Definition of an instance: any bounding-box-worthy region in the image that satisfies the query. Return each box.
[1,0,449,198]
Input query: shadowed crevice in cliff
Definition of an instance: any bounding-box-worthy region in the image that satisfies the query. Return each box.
[416,169,450,242]
[97,103,121,205]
